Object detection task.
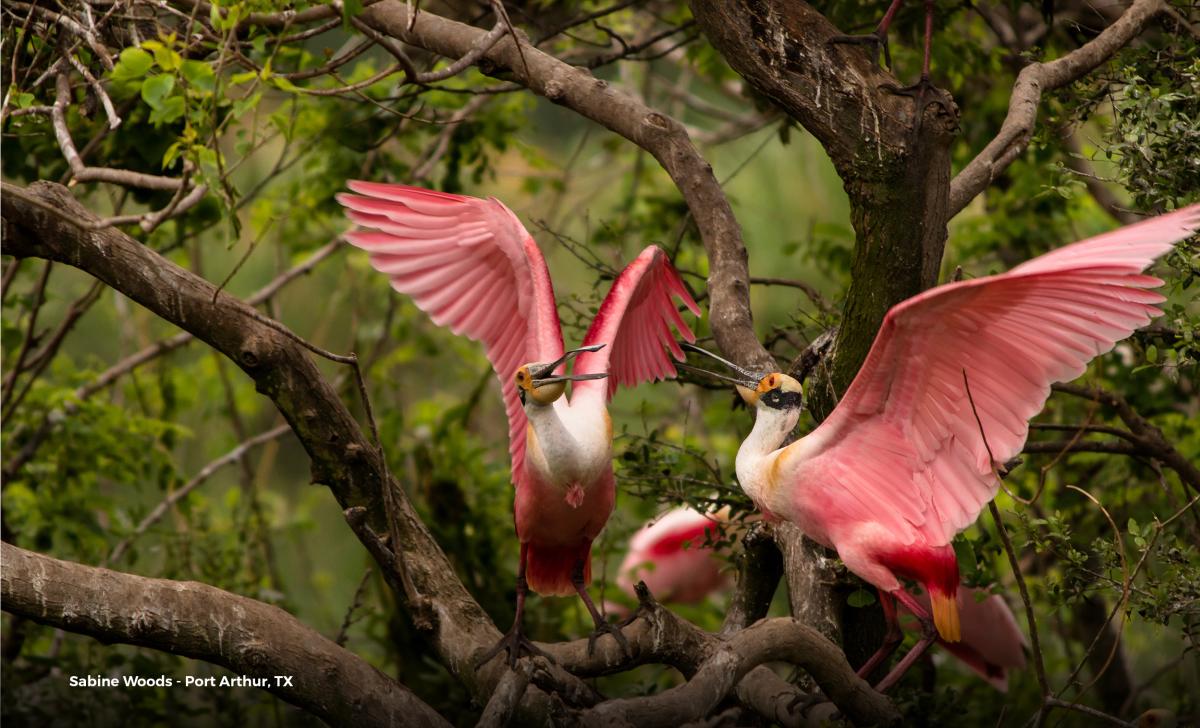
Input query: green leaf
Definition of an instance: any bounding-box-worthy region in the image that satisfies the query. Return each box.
[111,48,154,82]
[230,70,258,85]
[1146,344,1158,363]
[148,95,185,125]
[180,60,215,93]
[140,74,175,109]
[271,76,302,94]
[847,588,877,608]
[152,45,182,72]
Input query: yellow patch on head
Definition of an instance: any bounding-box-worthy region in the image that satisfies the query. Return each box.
[756,373,781,394]
[515,366,533,391]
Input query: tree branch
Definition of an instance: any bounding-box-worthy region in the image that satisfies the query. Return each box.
[0,542,450,728]
[575,618,898,728]
[948,0,1168,217]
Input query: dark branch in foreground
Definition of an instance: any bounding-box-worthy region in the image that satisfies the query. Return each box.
[0,542,450,728]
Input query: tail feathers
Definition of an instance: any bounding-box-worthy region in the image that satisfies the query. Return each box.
[525,542,590,597]
[931,588,962,643]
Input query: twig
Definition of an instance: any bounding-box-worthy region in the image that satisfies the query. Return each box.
[65,52,119,130]
[105,424,292,565]
[0,261,52,421]
[1043,697,1134,728]
[749,276,833,315]
[963,371,1051,706]
[335,567,375,647]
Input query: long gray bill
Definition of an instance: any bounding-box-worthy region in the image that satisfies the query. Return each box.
[679,342,761,381]
[533,343,607,379]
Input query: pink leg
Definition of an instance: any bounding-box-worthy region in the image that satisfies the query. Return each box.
[874,589,939,693]
[571,560,630,657]
[855,591,904,679]
[828,0,904,68]
[476,544,551,669]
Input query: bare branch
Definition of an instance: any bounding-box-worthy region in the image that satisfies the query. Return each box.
[949,0,1168,217]
[0,542,451,728]
[575,618,898,728]
[51,74,185,191]
[1052,383,1200,492]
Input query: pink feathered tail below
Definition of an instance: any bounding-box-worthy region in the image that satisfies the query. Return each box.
[525,542,591,597]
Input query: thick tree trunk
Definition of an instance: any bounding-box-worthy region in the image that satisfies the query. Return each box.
[690,0,957,664]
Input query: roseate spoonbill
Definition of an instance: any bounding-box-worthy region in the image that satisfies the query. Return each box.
[616,507,731,605]
[683,205,1199,691]
[336,181,700,666]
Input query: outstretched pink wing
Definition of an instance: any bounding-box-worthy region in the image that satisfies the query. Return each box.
[571,246,700,402]
[796,205,1200,544]
[337,181,564,484]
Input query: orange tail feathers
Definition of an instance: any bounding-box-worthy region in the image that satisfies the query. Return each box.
[525,542,591,597]
[931,588,962,642]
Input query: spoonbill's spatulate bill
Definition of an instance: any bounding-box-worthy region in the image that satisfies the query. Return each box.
[685,204,1199,692]
[337,181,699,667]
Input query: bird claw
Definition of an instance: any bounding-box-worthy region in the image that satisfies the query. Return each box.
[475,626,552,670]
[827,30,892,69]
[880,76,955,131]
[585,617,631,658]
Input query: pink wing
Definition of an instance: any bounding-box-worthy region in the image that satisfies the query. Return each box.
[798,205,1200,544]
[336,181,564,484]
[571,246,700,402]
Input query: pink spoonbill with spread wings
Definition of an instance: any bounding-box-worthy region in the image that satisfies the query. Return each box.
[684,205,1199,692]
[337,181,699,667]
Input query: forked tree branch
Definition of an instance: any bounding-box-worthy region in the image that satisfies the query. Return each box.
[0,542,450,728]
[948,0,1169,217]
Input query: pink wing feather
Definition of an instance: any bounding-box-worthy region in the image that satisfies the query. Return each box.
[336,181,564,484]
[798,205,1200,544]
[571,246,701,402]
